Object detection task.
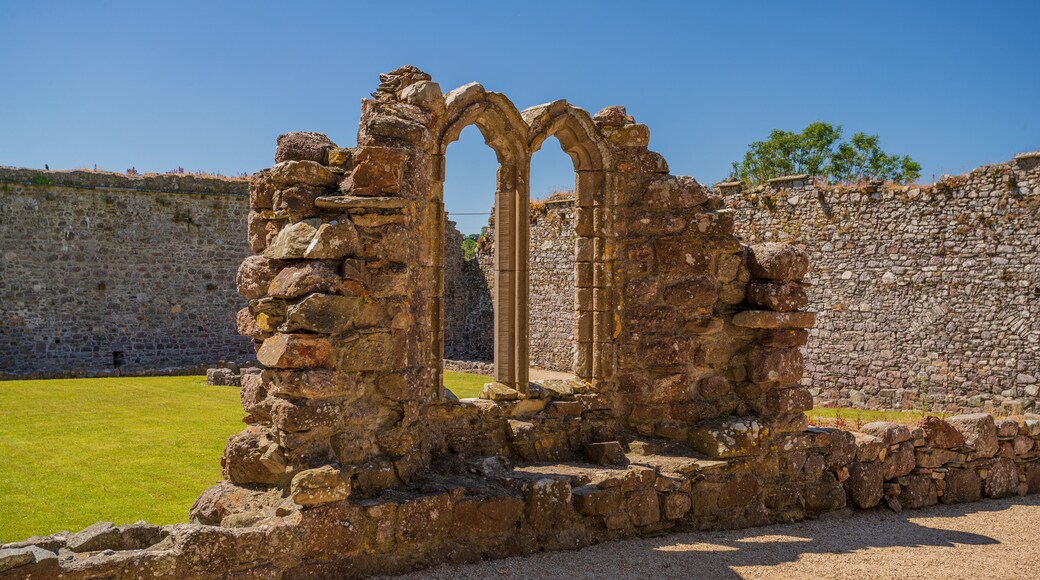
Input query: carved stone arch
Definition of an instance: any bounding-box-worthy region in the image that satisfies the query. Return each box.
[523,101,613,385]
[523,100,610,172]
[433,84,533,393]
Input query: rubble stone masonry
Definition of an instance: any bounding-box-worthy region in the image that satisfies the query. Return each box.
[0,168,255,378]
[447,154,1040,411]
[726,154,1040,413]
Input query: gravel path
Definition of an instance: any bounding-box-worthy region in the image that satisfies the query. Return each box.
[396,495,1040,579]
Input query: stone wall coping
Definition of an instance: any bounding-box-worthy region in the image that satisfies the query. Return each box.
[716,180,743,188]
[766,174,810,185]
[1014,151,1040,161]
[0,165,249,197]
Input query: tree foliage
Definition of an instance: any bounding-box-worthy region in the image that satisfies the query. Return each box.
[729,122,921,185]
[461,234,479,261]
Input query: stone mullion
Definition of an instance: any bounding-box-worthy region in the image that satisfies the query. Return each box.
[514,160,531,395]
[429,172,446,398]
[494,163,518,388]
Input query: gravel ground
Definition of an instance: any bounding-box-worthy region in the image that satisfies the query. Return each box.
[395,495,1040,579]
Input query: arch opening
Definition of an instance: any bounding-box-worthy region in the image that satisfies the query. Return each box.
[434,91,532,395]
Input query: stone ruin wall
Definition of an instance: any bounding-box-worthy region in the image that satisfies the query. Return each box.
[443,195,576,373]
[446,154,1040,411]
[726,153,1040,414]
[0,167,255,379]
[5,67,1040,578]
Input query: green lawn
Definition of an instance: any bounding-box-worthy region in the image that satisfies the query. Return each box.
[443,370,490,399]
[807,406,930,428]
[0,371,929,543]
[0,376,243,542]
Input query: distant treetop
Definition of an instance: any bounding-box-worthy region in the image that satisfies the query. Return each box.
[729,122,921,186]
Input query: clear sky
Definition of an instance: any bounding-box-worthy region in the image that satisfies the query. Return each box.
[2,1,1037,234]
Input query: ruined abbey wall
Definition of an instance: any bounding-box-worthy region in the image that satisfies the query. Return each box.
[446,154,1040,411]
[726,153,1040,413]
[0,168,255,378]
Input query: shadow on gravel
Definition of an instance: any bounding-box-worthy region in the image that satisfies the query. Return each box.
[400,495,1038,580]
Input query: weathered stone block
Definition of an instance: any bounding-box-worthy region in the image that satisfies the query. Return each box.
[336,331,395,372]
[732,310,816,329]
[898,474,938,509]
[982,457,1018,498]
[860,421,912,446]
[882,441,915,480]
[662,492,692,520]
[940,468,981,504]
[265,160,339,189]
[396,493,452,544]
[824,428,857,469]
[759,329,809,348]
[275,132,335,164]
[283,294,361,334]
[222,426,286,485]
[274,186,324,213]
[264,221,318,260]
[688,417,765,458]
[845,461,883,509]
[921,416,965,449]
[747,347,803,384]
[804,472,847,515]
[271,398,342,433]
[765,386,813,413]
[914,447,964,469]
[748,243,809,282]
[853,432,885,462]
[662,276,718,308]
[626,487,660,527]
[600,124,650,148]
[745,281,808,312]
[995,419,1020,438]
[451,495,524,539]
[291,466,351,506]
[572,486,622,516]
[341,147,408,196]
[267,262,341,299]
[522,478,573,533]
[947,413,998,458]
[256,334,332,368]
[237,255,282,300]
[584,442,627,466]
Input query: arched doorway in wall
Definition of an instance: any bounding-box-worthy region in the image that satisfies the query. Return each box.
[441,125,498,367]
[525,102,611,387]
[434,87,531,395]
[528,134,580,379]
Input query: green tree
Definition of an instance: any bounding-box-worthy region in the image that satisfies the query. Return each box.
[461,234,478,261]
[730,122,920,185]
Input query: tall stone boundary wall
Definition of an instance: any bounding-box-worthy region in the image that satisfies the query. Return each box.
[0,167,255,378]
[442,196,577,372]
[725,153,1040,413]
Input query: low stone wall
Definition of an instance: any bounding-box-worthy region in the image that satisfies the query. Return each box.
[443,358,493,376]
[726,154,1040,413]
[4,412,1039,579]
[0,167,255,379]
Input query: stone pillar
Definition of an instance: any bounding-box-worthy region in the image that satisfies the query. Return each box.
[221,66,444,502]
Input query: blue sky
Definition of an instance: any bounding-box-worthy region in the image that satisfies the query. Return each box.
[1,1,1037,234]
